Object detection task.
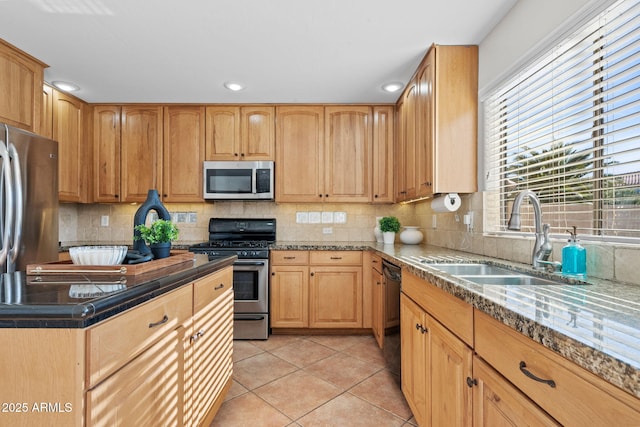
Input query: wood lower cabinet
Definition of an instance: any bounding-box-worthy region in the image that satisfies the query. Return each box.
[474,309,640,426]
[0,267,233,427]
[472,356,559,427]
[270,250,364,330]
[86,327,186,427]
[401,292,472,427]
[188,268,234,427]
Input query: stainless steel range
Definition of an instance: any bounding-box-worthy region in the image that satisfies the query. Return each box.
[189,218,275,340]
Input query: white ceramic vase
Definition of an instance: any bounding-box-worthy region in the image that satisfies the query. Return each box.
[382,231,396,245]
[374,225,383,243]
[399,226,424,245]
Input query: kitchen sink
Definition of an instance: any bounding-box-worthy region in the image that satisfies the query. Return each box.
[428,263,518,276]
[425,262,582,286]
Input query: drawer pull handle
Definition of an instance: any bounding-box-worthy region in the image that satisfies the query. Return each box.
[214,283,225,290]
[284,256,296,260]
[519,361,556,388]
[148,315,169,328]
[330,257,343,260]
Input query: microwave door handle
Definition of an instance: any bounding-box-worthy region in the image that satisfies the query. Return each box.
[252,167,257,194]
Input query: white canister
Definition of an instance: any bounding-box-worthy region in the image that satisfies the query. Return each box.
[399,226,424,245]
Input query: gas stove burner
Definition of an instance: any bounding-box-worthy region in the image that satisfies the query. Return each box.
[188,218,276,260]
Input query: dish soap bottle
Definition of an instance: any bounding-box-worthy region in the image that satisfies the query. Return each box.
[562,226,586,278]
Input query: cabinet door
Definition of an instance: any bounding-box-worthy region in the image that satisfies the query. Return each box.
[416,51,435,198]
[189,287,234,427]
[120,105,163,202]
[399,81,417,201]
[163,106,205,202]
[400,293,429,426]
[205,106,240,160]
[275,106,324,202]
[309,266,362,328]
[324,106,371,202]
[93,105,121,202]
[473,356,559,427]
[372,106,394,203]
[270,265,309,328]
[0,40,44,132]
[430,313,473,427]
[395,98,406,201]
[86,327,185,427]
[241,106,275,160]
[41,84,53,138]
[53,90,86,202]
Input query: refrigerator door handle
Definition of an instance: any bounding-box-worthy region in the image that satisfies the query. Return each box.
[0,127,15,270]
[7,141,22,271]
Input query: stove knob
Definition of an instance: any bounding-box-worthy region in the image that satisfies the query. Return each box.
[241,251,248,257]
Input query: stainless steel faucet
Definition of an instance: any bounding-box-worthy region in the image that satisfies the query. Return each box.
[507,190,561,271]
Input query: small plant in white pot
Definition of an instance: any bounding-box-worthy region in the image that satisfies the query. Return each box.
[379,216,401,245]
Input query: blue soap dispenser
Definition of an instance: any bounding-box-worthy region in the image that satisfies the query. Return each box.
[562,226,586,278]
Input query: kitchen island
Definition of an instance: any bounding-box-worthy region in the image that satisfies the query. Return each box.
[0,254,236,427]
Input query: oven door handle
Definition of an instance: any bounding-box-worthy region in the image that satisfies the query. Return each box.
[234,261,266,266]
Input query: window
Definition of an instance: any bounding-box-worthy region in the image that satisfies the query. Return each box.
[484,0,640,241]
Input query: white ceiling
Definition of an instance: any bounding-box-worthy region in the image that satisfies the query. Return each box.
[0,0,517,104]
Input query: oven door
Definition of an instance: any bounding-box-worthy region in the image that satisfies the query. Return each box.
[232,259,269,314]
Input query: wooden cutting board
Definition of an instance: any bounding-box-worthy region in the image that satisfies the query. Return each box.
[26,251,195,277]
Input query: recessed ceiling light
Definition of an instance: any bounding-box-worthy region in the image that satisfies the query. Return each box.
[382,82,404,93]
[224,81,245,91]
[52,81,80,92]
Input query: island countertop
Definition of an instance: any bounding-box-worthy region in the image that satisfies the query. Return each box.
[0,254,236,328]
[272,241,640,399]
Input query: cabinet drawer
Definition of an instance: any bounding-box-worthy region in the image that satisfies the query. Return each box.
[271,250,309,265]
[402,271,473,346]
[475,310,640,426]
[194,266,233,313]
[87,285,192,388]
[310,250,362,265]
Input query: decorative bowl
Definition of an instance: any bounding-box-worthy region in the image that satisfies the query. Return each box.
[69,246,128,265]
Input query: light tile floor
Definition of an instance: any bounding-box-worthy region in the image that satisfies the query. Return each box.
[211,334,417,427]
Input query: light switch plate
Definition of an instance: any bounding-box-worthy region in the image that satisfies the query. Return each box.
[321,211,333,223]
[296,212,308,224]
[308,212,321,224]
[333,212,347,223]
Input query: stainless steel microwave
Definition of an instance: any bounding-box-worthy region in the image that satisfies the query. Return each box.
[203,160,274,200]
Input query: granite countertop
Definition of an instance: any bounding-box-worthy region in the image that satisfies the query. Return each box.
[274,241,640,399]
[0,254,236,328]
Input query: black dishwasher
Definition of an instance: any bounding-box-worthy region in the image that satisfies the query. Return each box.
[382,259,402,378]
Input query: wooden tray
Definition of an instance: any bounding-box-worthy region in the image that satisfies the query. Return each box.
[26,251,195,277]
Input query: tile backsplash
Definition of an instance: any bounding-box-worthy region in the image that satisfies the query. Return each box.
[61,192,640,286]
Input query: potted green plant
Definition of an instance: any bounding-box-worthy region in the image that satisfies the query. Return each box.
[379,216,401,244]
[134,219,179,259]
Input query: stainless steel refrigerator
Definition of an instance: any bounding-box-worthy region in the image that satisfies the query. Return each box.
[1,123,59,273]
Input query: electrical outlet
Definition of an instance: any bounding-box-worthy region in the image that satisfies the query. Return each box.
[432,215,437,229]
[100,215,109,227]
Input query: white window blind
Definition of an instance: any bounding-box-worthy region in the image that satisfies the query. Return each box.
[485,0,640,241]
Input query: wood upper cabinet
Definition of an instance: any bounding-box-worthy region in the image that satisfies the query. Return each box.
[324,106,372,202]
[205,106,274,160]
[396,44,478,202]
[41,84,53,138]
[53,90,88,202]
[93,105,121,202]
[0,39,45,133]
[397,81,418,201]
[275,106,325,202]
[120,105,164,202]
[372,106,394,203]
[163,106,205,202]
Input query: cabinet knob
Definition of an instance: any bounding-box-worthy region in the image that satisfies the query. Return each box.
[374,194,379,198]
[234,153,239,157]
[241,153,245,157]
[271,272,276,276]
[310,272,315,276]
[466,377,477,388]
